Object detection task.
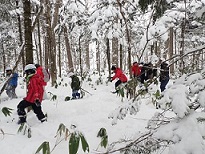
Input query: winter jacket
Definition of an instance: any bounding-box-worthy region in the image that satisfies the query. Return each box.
[131,63,141,77]
[8,73,18,87]
[141,63,154,80]
[159,62,169,82]
[24,73,44,103]
[112,68,128,82]
[36,66,47,86]
[71,75,81,91]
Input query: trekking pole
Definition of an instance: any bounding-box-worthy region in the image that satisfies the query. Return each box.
[80,88,93,96]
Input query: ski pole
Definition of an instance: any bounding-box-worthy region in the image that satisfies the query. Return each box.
[80,88,93,96]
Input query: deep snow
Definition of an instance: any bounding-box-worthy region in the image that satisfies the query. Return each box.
[0,74,163,154]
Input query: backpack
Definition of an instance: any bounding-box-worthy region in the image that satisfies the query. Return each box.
[42,68,50,82]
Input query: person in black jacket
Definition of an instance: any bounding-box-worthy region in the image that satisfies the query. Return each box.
[68,72,81,99]
[159,61,169,92]
[140,62,155,84]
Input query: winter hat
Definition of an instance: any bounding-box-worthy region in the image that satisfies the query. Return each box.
[162,62,168,66]
[160,58,165,62]
[24,64,36,72]
[111,65,116,70]
[5,67,12,71]
[35,64,40,68]
[68,72,75,77]
[139,63,143,67]
[133,62,138,65]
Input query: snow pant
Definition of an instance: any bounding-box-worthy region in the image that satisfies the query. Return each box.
[115,80,122,89]
[115,80,127,91]
[72,90,80,99]
[6,85,17,99]
[160,77,169,92]
[17,100,45,123]
[140,73,146,84]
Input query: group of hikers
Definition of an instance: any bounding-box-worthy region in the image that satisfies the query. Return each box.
[110,59,170,93]
[3,64,48,124]
[2,58,169,125]
[2,63,81,124]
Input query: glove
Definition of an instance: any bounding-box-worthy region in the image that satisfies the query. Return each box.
[35,99,41,107]
[107,77,112,82]
[108,78,112,82]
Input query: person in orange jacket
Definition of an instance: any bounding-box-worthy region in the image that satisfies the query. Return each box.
[110,65,128,92]
[17,64,46,124]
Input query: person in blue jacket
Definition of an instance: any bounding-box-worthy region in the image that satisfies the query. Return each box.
[5,67,18,99]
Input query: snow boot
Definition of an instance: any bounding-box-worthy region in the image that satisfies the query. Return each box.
[17,116,26,124]
[40,117,47,123]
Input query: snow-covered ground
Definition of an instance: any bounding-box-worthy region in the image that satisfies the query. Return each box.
[0,73,165,154]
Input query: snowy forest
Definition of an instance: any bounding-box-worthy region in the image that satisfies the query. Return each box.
[0,0,205,154]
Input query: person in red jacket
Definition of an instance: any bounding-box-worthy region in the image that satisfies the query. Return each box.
[17,64,46,124]
[35,64,49,99]
[111,65,128,92]
[131,62,141,78]
[35,64,47,86]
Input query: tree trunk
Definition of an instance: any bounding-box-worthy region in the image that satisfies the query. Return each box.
[200,49,204,69]
[96,41,100,74]
[84,1,90,71]
[112,37,118,66]
[51,0,61,84]
[44,35,49,68]
[192,48,196,71]
[106,38,111,78]
[169,27,174,74]
[37,19,42,66]
[49,32,57,85]
[79,35,83,77]
[23,0,33,64]
[165,39,169,59]
[64,26,74,72]
[44,0,52,78]
[58,34,62,77]
[44,0,61,86]
[179,21,185,73]
[16,0,25,68]
[195,50,200,71]
[117,0,131,77]
[154,41,158,55]
[85,38,90,70]
[34,32,39,62]
[119,19,123,69]
[2,44,6,73]
[120,44,123,69]
[150,43,154,55]
[179,0,187,74]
